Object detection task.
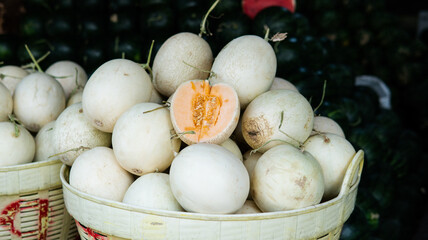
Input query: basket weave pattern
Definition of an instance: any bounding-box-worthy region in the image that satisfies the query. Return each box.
[61,150,364,240]
[0,160,78,240]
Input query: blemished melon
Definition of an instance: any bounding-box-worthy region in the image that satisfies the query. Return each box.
[170,80,240,145]
[241,89,314,153]
[311,116,345,137]
[251,144,324,212]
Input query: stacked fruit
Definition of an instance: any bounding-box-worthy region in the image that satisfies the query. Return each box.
[1,3,364,236]
[70,22,356,215]
[0,56,89,167]
[1,0,427,239]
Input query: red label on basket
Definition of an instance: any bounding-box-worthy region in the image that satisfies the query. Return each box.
[76,220,109,240]
[0,199,49,239]
[0,201,20,235]
[242,0,296,19]
[38,199,49,239]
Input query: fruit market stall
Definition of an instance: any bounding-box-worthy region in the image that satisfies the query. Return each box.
[1,0,427,239]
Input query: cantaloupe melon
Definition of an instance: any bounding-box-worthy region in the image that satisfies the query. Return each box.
[170,80,240,145]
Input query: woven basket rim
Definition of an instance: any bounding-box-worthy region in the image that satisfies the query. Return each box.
[60,149,364,222]
[0,158,62,172]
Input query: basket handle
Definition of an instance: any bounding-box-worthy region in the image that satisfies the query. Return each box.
[338,149,364,197]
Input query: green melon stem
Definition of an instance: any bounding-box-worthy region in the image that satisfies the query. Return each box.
[170,130,196,140]
[264,26,270,41]
[48,146,90,159]
[141,40,155,80]
[8,114,22,137]
[0,73,21,80]
[163,100,171,107]
[199,0,220,37]
[47,74,73,79]
[21,51,50,70]
[278,111,303,146]
[278,111,300,141]
[24,44,44,73]
[313,80,327,114]
[311,130,322,136]
[142,104,169,114]
[250,139,289,155]
[70,67,84,96]
[182,61,217,79]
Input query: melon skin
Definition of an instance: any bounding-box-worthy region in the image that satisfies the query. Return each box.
[122,173,183,211]
[0,65,29,95]
[152,32,213,97]
[270,77,299,92]
[67,90,83,107]
[210,35,276,108]
[243,150,262,200]
[45,60,88,100]
[235,200,262,214]
[112,102,181,176]
[219,138,243,162]
[241,89,314,153]
[302,133,356,200]
[0,122,35,167]
[34,121,56,162]
[169,143,250,214]
[0,82,12,122]
[251,144,325,212]
[52,103,112,166]
[82,59,153,133]
[13,72,66,132]
[149,88,164,104]
[69,147,134,202]
[311,116,345,137]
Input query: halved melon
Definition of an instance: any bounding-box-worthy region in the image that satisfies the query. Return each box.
[170,80,240,145]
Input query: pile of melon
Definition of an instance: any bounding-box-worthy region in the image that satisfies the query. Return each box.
[1,28,359,215]
[0,58,90,165]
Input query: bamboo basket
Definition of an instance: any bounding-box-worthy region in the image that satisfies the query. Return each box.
[61,150,364,240]
[0,159,78,240]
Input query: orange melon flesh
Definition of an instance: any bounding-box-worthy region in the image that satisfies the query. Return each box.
[171,80,239,145]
